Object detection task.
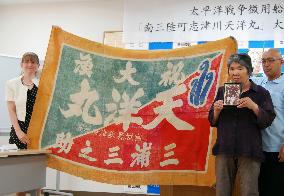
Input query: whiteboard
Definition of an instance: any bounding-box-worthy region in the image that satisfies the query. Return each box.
[0,54,43,131]
[0,54,21,131]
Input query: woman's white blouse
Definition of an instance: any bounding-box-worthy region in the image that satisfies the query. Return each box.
[5,75,39,121]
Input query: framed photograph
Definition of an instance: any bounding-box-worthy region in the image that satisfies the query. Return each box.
[103,31,124,48]
[223,83,242,107]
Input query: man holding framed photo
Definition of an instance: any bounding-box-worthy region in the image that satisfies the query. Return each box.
[208,53,275,196]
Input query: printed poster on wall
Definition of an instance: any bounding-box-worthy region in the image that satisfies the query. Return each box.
[123,0,284,42]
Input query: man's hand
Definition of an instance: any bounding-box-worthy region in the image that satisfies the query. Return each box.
[278,144,284,162]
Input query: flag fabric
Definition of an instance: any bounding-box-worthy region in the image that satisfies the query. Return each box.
[28,26,237,185]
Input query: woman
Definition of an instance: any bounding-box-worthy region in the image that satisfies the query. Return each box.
[5,52,40,149]
[208,53,275,196]
[5,52,40,196]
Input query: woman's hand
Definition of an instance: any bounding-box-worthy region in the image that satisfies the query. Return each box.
[213,100,224,113]
[236,97,259,116]
[236,97,257,109]
[15,130,30,145]
[211,100,224,125]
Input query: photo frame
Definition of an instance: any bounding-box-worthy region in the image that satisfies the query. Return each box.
[103,31,124,48]
[223,83,242,107]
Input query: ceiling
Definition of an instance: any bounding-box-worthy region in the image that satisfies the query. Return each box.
[0,0,92,5]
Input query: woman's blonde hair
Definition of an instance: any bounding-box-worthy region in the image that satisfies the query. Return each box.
[20,52,40,76]
[21,52,39,64]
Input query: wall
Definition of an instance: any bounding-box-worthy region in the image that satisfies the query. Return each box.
[0,55,21,131]
[0,0,123,59]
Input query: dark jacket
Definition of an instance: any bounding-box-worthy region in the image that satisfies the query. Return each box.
[208,80,275,161]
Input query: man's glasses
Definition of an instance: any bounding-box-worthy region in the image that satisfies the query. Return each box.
[261,58,282,64]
